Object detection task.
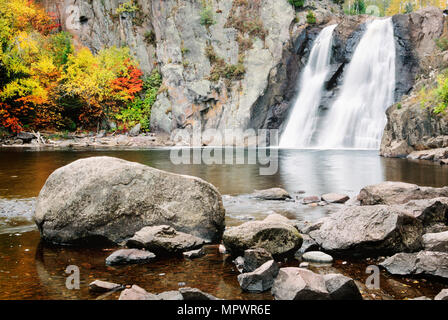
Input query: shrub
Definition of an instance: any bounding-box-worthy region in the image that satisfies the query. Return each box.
[116,1,139,15]
[200,6,215,26]
[306,11,316,24]
[436,37,448,51]
[288,0,305,8]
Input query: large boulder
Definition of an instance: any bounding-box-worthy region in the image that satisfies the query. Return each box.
[126,225,206,255]
[380,251,448,279]
[309,205,424,255]
[237,260,279,293]
[271,268,330,300]
[357,182,448,205]
[223,214,303,256]
[34,157,225,245]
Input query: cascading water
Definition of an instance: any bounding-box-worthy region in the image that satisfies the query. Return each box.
[315,18,396,149]
[279,24,337,148]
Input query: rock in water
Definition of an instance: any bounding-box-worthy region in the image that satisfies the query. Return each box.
[357,181,448,205]
[183,247,206,259]
[323,274,362,300]
[34,157,225,245]
[309,205,423,255]
[243,248,273,272]
[237,260,279,293]
[105,249,156,266]
[302,251,333,263]
[435,289,448,300]
[223,214,302,256]
[119,285,161,300]
[89,280,123,293]
[380,251,448,279]
[321,193,350,204]
[179,287,220,300]
[271,268,330,300]
[251,188,291,200]
[127,225,206,255]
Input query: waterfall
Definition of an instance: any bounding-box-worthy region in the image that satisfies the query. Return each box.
[315,18,396,149]
[279,24,337,148]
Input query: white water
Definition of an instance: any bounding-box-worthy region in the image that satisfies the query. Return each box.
[315,18,396,149]
[279,24,337,148]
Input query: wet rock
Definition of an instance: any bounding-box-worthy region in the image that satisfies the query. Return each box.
[223,214,303,256]
[105,249,156,265]
[302,196,320,204]
[34,157,225,245]
[321,193,350,204]
[237,260,279,293]
[323,274,362,300]
[302,251,333,264]
[233,256,245,273]
[243,248,273,272]
[357,182,448,205]
[435,289,448,300]
[157,291,184,300]
[380,251,448,279]
[119,285,161,300]
[423,231,448,252]
[272,268,330,300]
[89,280,123,293]
[295,234,319,257]
[309,205,424,255]
[179,287,220,300]
[251,188,291,200]
[183,247,206,259]
[127,225,206,255]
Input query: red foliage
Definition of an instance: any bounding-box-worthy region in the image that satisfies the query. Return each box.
[0,103,23,133]
[110,62,144,102]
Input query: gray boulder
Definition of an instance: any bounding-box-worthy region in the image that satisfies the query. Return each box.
[357,182,448,205]
[323,274,363,300]
[271,268,330,300]
[105,249,156,265]
[127,225,206,255]
[129,123,141,137]
[237,260,279,293]
[89,280,123,293]
[34,157,225,245]
[423,231,448,252]
[179,287,219,300]
[243,248,273,272]
[252,188,291,200]
[223,214,303,256]
[309,205,424,255]
[119,285,161,300]
[399,198,448,230]
[435,289,448,300]
[380,251,448,279]
[321,193,350,204]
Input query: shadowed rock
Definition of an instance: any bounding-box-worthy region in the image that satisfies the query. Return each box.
[237,260,279,292]
[323,274,362,300]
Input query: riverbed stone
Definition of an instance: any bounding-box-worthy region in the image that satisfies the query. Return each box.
[321,193,350,204]
[119,285,161,300]
[34,156,225,245]
[434,289,448,300]
[251,188,291,200]
[323,274,362,300]
[89,280,123,293]
[423,231,448,252]
[357,181,448,205]
[309,205,424,255]
[380,251,448,279]
[157,290,184,300]
[302,251,333,263]
[243,248,273,272]
[179,287,220,300]
[302,196,321,204]
[237,260,279,293]
[271,268,330,300]
[127,225,206,255]
[105,249,156,265]
[223,214,303,256]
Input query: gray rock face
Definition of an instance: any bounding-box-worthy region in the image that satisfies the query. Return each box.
[323,274,363,300]
[105,249,156,266]
[237,260,279,293]
[309,205,424,255]
[302,251,333,264]
[271,268,330,300]
[127,225,206,255]
[435,289,448,300]
[34,157,225,245]
[357,182,448,205]
[380,251,448,279]
[423,231,448,252]
[223,214,303,256]
[179,287,219,300]
[89,280,123,293]
[119,285,161,300]
[243,248,273,273]
[321,193,350,204]
[252,188,291,201]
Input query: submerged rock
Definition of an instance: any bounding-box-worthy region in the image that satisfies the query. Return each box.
[89,280,123,293]
[119,285,161,300]
[105,249,156,266]
[223,214,303,256]
[251,188,291,200]
[321,193,350,204]
[357,181,448,205]
[380,251,448,279]
[272,268,330,300]
[34,157,225,245]
[126,225,206,255]
[302,251,333,263]
[323,274,362,300]
[237,260,279,293]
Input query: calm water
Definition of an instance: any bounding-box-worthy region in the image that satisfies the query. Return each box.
[0,148,447,300]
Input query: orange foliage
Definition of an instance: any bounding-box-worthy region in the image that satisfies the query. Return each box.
[110,62,144,102]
